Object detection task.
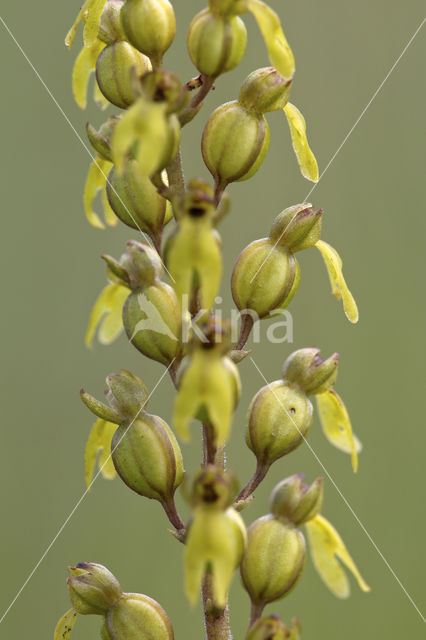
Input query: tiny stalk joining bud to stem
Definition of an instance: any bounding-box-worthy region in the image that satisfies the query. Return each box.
[55,1,368,639]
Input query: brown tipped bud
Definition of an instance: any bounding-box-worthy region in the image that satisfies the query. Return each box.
[269,475,323,525]
[67,563,122,615]
[282,348,339,395]
[269,204,323,252]
[239,67,291,114]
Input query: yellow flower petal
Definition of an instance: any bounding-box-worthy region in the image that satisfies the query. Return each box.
[316,240,359,323]
[54,609,78,640]
[72,40,105,110]
[284,103,319,182]
[65,0,107,49]
[248,0,295,81]
[85,418,117,489]
[112,98,171,176]
[83,157,114,229]
[306,514,370,598]
[316,390,360,472]
[85,283,129,347]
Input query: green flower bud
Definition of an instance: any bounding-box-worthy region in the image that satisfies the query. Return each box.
[231,238,298,318]
[105,369,148,420]
[192,466,238,510]
[120,240,163,286]
[239,67,291,114]
[282,348,339,396]
[269,204,323,252]
[96,41,150,109]
[209,0,248,15]
[202,101,270,189]
[98,0,126,44]
[111,411,184,505]
[187,9,247,78]
[121,0,176,61]
[67,563,122,615]
[86,117,120,162]
[269,475,323,525]
[106,160,170,239]
[105,593,174,640]
[246,616,301,640]
[141,70,187,114]
[241,515,306,609]
[246,381,313,467]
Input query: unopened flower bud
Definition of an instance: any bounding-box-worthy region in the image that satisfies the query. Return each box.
[96,41,150,109]
[246,381,313,467]
[269,475,323,525]
[121,0,176,61]
[209,0,248,15]
[231,239,298,318]
[86,117,120,162]
[239,67,291,114]
[192,466,237,510]
[67,563,122,615]
[247,616,301,640]
[98,0,126,44]
[187,9,247,78]
[111,412,184,505]
[202,101,269,189]
[282,348,339,395]
[105,369,148,420]
[105,593,174,640]
[241,515,305,609]
[141,70,187,114]
[269,204,323,252]
[107,161,170,239]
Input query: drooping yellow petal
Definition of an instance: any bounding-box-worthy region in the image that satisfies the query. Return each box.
[316,240,359,323]
[284,103,319,182]
[112,98,172,176]
[83,157,114,229]
[65,0,107,49]
[316,389,360,472]
[85,283,130,347]
[85,418,117,489]
[305,514,370,598]
[72,40,105,109]
[248,0,295,81]
[54,609,78,640]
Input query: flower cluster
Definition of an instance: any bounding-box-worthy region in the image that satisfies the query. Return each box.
[54,1,369,638]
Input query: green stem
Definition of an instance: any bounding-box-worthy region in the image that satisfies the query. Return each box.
[202,572,232,640]
[166,147,186,216]
[180,75,215,126]
[248,602,264,629]
[235,463,269,505]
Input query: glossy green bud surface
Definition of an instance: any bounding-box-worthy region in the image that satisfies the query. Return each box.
[269,475,323,525]
[67,563,122,615]
[241,515,306,607]
[282,348,339,396]
[187,9,247,77]
[121,0,176,59]
[105,370,148,420]
[239,67,291,114]
[247,381,313,466]
[202,101,269,187]
[96,41,150,109]
[111,413,184,503]
[231,239,297,318]
[269,204,323,252]
[105,593,174,640]
[107,161,169,237]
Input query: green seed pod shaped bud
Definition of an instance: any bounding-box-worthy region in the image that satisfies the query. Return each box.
[282,348,339,396]
[269,475,323,525]
[202,101,270,190]
[107,160,170,240]
[246,616,301,640]
[246,381,313,468]
[269,204,323,253]
[121,0,176,62]
[187,9,247,78]
[105,593,174,640]
[98,0,126,45]
[241,515,306,610]
[209,0,248,15]
[231,239,298,319]
[96,41,150,109]
[105,369,148,420]
[86,116,120,162]
[239,67,292,114]
[120,240,163,287]
[67,563,122,615]
[111,412,184,507]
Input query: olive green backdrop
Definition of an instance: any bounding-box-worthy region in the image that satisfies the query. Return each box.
[0,1,425,638]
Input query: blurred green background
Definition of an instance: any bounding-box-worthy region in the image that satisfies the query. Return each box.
[0,1,425,638]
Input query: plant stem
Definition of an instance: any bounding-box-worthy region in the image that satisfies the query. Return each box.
[235,463,269,505]
[162,497,185,532]
[180,75,215,126]
[202,573,232,640]
[166,147,186,211]
[235,314,254,351]
[248,602,264,629]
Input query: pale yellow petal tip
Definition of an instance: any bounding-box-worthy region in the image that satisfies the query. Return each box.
[316,240,358,323]
[54,609,78,640]
[284,103,319,182]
